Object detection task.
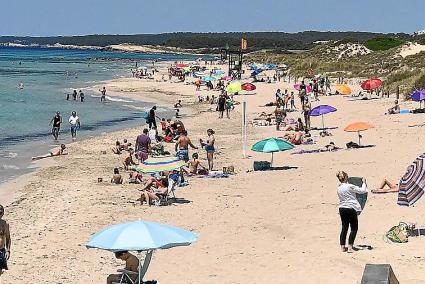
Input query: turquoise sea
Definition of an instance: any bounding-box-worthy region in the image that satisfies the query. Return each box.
[0,46,199,184]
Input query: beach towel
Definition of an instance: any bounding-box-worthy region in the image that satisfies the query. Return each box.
[198,171,229,178]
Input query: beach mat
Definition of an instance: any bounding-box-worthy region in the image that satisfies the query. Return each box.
[348,177,368,211]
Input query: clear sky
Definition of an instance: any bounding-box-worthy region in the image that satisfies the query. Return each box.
[1,0,424,36]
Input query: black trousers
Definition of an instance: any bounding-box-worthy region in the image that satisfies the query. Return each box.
[339,207,358,246]
[148,119,157,129]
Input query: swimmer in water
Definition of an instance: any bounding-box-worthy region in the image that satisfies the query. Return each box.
[18,82,24,90]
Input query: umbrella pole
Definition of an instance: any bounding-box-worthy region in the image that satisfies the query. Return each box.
[358,131,361,146]
[322,115,325,130]
[271,152,274,166]
[138,250,153,284]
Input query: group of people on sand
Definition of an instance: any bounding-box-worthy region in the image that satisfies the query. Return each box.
[108,114,216,206]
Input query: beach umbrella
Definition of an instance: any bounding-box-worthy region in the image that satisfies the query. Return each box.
[225,81,242,94]
[136,156,185,173]
[344,121,374,145]
[251,138,294,165]
[213,70,225,75]
[397,153,425,207]
[222,75,233,81]
[86,220,198,284]
[293,84,312,93]
[241,82,256,91]
[251,68,263,77]
[202,76,216,82]
[361,78,382,91]
[411,89,425,108]
[335,84,352,95]
[175,63,188,68]
[309,105,337,130]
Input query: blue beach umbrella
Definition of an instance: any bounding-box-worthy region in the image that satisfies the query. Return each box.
[86,220,198,284]
[202,76,216,82]
[251,68,263,77]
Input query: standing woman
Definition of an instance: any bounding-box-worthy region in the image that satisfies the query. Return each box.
[218,94,226,119]
[302,98,311,130]
[200,129,215,171]
[336,171,368,253]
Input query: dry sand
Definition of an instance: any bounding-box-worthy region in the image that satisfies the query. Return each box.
[1,65,425,283]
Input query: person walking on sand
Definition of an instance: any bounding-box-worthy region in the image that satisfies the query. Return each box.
[290,91,296,110]
[100,86,106,102]
[69,111,81,140]
[49,111,62,140]
[148,106,160,129]
[336,171,368,253]
[0,205,11,276]
[200,129,215,171]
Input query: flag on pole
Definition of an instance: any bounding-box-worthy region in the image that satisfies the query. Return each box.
[241,38,247,50]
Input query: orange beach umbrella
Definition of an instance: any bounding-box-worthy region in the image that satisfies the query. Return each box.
[335,84,352,95]
[344,122,374,145]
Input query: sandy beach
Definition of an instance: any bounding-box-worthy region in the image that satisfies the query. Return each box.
[2,64,425,284]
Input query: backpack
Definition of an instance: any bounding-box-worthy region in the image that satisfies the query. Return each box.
[143,111,150,119]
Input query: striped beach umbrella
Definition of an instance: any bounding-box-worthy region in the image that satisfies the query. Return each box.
[136,156,185,173]
[397,153,425,206]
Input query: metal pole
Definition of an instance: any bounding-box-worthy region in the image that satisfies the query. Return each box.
[242,101,247,158]
[322,115,325,130]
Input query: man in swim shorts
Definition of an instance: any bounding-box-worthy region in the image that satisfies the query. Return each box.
[68,111,80,140]
[175,130,198,162]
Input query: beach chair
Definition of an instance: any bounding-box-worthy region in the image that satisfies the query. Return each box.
[112,251,153,284]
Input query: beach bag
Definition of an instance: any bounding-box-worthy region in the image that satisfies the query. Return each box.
[385,222,409,243]
[143,111,150,121]
[253,161,271,171]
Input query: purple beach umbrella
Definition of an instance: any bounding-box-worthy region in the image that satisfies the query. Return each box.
[309,105,337,130]
[411,89,425,108]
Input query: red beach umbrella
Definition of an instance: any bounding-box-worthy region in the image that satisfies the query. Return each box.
[241,83,256,91]
[361,78,382,91]
[175,63,188,68]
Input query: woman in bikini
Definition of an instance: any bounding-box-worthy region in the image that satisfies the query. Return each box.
[138,177,169,206]
[372,178,399,193]
[200,129,215,171]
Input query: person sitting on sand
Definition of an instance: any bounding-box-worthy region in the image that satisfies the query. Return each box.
[371,178,399,193]
[111,168,123,184]
[386,100,400,115]
[121,139,132,151]
[138,177,169,206]
[182,153,207,175]
[283,118,304,132]
[174,100,182,108]
[32,144,67,160]
[128,169,143,184]
[123,149,137,170]
[106,251,139,284]
[112,141,122,154]
[336,171,368,253]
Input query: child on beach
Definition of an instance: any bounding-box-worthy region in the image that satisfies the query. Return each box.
[111,168,123,184]
[161,118,167,134]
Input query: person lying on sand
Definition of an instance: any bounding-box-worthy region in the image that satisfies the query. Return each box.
[138,177,169,206]
[320,142,339,151]
[386,100,400,115]
[371,178,399,193]
[123,149,137,170]
[111,168,123,184]
[32,144,67,160]
[284,132,303,145]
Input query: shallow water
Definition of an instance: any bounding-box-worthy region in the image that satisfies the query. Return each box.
[0,46,198,184]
